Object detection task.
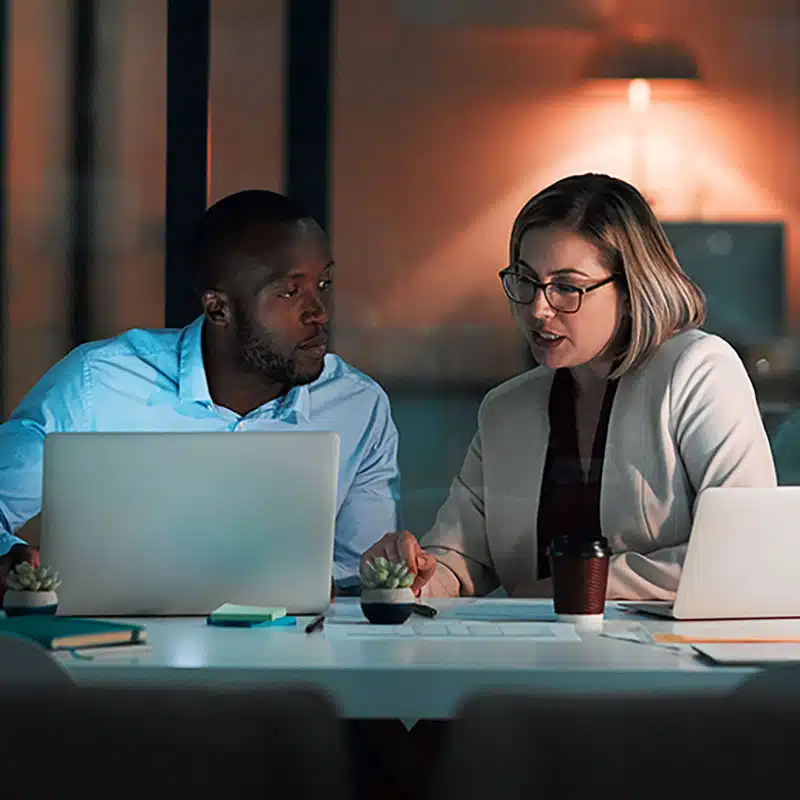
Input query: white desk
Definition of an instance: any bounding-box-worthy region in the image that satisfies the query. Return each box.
[63,599,761,719]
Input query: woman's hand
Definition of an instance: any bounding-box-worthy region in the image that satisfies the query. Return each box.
[361,532,438,595]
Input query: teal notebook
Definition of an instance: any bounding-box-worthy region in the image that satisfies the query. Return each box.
[0,616,146,651]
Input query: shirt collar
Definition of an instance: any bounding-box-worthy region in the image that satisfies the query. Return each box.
[277,383,311,423]
[178,315,313,422]
[178,316,214,406]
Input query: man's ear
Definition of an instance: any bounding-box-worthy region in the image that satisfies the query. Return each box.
[201,290,231,326]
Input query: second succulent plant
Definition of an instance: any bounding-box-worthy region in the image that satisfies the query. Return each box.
[360,557,414,590]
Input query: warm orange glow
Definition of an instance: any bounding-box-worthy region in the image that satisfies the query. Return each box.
[628,79,651,113]
[333,1,800,345]
[375,86,792,328]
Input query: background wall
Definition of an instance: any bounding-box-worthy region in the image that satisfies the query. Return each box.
[332,0,800,382]
[93,0,167,342]
[208,0,284,204]
[7,0,71,412]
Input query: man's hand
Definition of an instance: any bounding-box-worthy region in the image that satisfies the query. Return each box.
[0,544,40,598]
[360,531,438,596]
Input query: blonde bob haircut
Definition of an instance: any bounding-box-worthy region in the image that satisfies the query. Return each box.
[509,173,706,379]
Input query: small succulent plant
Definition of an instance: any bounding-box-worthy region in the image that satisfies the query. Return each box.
[6,562,61,592]
[360,557,414,590]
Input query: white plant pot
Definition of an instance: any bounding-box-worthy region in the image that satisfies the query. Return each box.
[3,590,59,616]
[360,588,415,605]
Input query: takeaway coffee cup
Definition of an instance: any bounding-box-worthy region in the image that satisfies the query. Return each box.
[549,535,611,626]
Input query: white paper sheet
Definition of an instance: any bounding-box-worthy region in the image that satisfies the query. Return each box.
[324,620,580,641]
[693,643,800,664]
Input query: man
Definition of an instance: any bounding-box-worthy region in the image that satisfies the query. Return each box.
[0,190,400,594]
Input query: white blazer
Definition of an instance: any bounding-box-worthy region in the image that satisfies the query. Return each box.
[419,330,777,601]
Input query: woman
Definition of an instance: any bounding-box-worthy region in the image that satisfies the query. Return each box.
[364,173,776,600]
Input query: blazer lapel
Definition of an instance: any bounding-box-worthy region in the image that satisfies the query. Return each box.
[485,369,554,589]
[599,370,647,554]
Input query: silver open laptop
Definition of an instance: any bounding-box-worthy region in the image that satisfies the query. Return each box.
[39,431,339,616]
[627,487,800,620]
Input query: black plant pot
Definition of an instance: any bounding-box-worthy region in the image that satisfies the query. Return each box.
[360,588,415,625]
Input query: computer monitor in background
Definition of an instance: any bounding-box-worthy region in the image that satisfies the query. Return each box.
[662,222,787,349]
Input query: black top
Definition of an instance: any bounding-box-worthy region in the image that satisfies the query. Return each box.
[536,368,618,579]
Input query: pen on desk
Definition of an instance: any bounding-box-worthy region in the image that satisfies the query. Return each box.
[410,603,438,618]
[305,613,326,634]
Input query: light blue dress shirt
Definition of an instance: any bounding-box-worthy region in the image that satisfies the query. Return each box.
[0,317,401,583]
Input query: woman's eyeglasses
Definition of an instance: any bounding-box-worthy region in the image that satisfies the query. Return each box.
[499,267,615,314]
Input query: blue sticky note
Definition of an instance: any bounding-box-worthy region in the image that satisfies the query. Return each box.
[207,616,296,629]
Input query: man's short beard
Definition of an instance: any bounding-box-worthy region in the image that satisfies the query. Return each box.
[234,312,322,387]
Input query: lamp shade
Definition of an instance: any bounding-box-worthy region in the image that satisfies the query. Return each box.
[583,37,701,80]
